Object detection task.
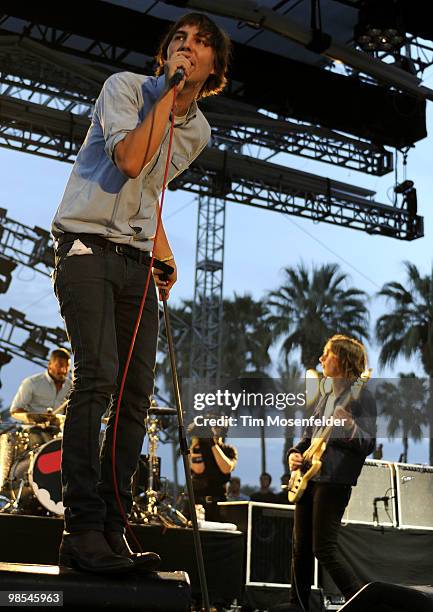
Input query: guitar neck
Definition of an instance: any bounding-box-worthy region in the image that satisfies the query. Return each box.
[304,423,333,461]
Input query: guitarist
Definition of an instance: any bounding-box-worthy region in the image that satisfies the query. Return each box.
[286,334,376,612]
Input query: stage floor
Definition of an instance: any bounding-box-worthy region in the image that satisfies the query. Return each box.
[0,514,244,606]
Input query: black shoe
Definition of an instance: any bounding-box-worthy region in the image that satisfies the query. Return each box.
[104,531,161,572]
[59,530,134,574]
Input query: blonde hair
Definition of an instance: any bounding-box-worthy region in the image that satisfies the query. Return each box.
[327,334,367,380]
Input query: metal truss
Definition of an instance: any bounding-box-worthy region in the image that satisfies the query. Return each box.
[189,196,226,384]
[169,148,423,241]
[0,207,54,276]
[157,306,191,358]
[0,307,68,368]
[0,95,88,161]
[0,14,147,75]
[207,108,393,175]
[0,36,102,112]
[0,95,420,241]
[0,36,394,175]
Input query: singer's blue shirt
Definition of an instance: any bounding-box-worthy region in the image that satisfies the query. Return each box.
[52,72,211,251]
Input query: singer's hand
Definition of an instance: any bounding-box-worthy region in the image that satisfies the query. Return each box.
[164,52,193,92]
[153,258,177,300]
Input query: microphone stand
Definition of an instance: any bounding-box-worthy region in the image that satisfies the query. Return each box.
[156,260,211,612]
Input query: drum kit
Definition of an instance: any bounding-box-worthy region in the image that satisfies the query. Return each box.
[0,409,65,516]
[0,403,188,527]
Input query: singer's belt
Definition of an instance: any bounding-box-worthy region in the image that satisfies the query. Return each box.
[56,232,152,265]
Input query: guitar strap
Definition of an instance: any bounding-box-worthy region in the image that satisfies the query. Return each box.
[312,385,353,439]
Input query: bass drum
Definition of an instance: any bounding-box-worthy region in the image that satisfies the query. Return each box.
[0,428,29,491]
[9,438,64,516]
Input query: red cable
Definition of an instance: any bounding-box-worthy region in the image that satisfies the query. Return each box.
[111,85,178,551]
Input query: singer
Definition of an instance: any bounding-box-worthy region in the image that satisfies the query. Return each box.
[51,13,231,573]
[286,335,377,611]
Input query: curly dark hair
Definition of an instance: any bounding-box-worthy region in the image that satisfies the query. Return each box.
[155,12,231,99]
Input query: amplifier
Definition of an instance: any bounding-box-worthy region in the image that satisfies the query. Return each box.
[218,501,319,589]
[395,462,433,530]
[342,459,396,527]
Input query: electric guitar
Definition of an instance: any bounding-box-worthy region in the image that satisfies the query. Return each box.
[287,369,372,503]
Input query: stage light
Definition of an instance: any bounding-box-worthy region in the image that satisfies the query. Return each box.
[355,0,405,53]
[0,256,17,294]
[0,350,12,389]
[8,308,26,321]
[30,226,55,268]
[22,329,49,360]
[394,180,414,194]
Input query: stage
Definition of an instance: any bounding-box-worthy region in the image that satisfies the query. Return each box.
[0,514,244,608]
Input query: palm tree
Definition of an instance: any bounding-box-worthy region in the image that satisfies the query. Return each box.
[376,373,428,463]
[276,361,303,470]
[220,294,274,474]
[267,263,369,369]
[157,294,273,396]
[220,294,272,379]
[376,262,433,464]
[157,294,274,475]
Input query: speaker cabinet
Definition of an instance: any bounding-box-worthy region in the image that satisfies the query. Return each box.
[342,460,396,527]
[395,462,433,530]
[219,501,318,588]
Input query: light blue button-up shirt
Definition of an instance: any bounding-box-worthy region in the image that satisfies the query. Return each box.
[51,72,211,252]
[10,371,73,415]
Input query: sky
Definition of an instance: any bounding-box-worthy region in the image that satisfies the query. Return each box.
[0,71,432,491]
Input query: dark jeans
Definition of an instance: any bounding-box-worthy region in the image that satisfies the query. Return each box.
[53,244,158,533]
[290,481,363,611]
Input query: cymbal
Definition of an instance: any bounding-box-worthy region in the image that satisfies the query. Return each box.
[13,412,66,425]
[148,407,177,416]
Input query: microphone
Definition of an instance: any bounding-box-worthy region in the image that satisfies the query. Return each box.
[169,67,185,87]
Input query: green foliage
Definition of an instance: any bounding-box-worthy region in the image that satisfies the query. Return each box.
[266,262,369,369]
[376,372,428,462]
[376,261,433,374]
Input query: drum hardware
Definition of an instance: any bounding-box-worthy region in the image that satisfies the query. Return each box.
[11,399,67,429]
[0,434,64,516]
[0,494,11,511]
[0,428,30,491]
[3,476,26,514]
[131,407,188,528]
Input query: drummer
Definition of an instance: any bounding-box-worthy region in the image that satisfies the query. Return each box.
[10,348,72,445]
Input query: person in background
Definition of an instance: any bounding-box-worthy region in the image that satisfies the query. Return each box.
[189,424,237,521]
[10,348,72,445]
[287,334,376,611]
[373,443,383,460]
[10,348,72,418]
[250,472,277,503]
[227,476,249,501]
[275,473,291,504]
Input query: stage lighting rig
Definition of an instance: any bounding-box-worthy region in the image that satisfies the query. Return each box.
[0,350,12,389]
[0,208,54,280]
[394,180,418,218]
[0,308,68,368]
[355,0,406,53]
[21,329,49,360]
[0,256,17,294]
